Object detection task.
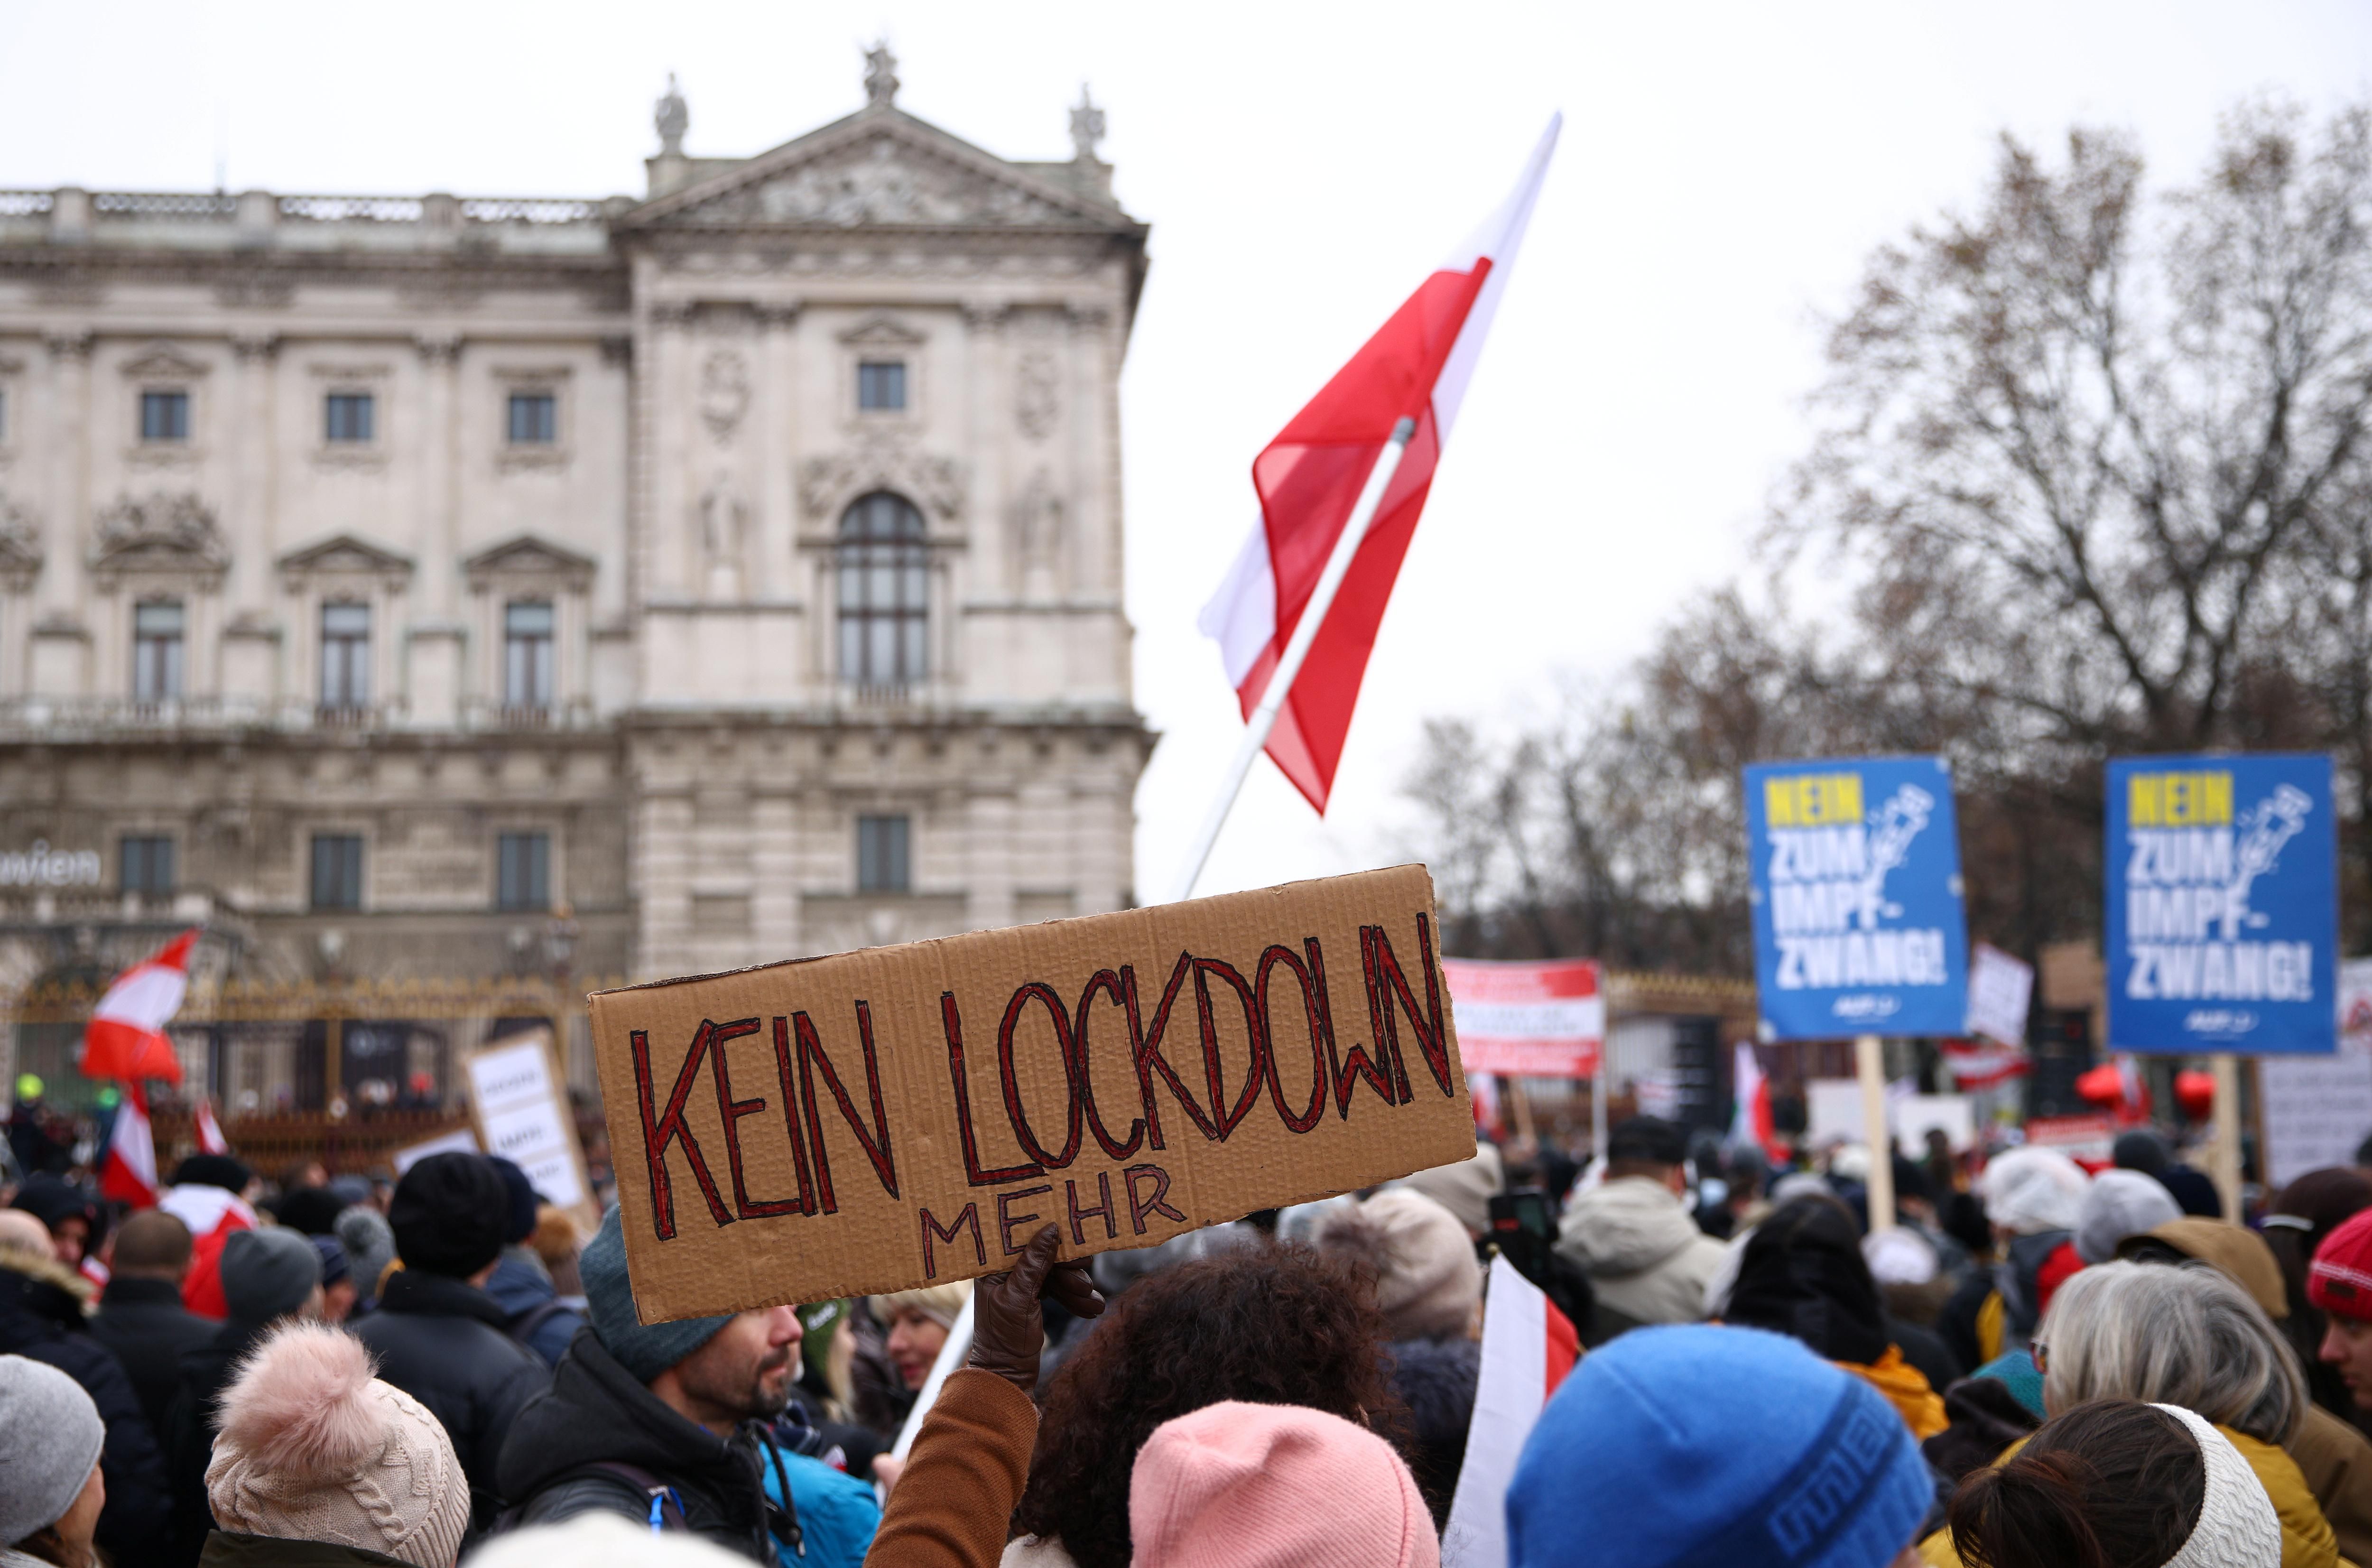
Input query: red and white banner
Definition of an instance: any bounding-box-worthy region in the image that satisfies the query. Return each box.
[98,1081,159,1208]
[1441,1254,1581,1568]
[79,928,196,1085]
[1940,1037,2032,1089]
[1199,118,1559,812]
[1440,957,1603,1078]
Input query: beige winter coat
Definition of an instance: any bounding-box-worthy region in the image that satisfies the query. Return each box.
[1553,1176,1728,1326]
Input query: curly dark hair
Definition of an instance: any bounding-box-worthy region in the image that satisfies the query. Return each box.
[1012,1240,1402,1568]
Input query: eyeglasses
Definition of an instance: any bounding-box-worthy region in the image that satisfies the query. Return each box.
[2030,1341,2048,1373]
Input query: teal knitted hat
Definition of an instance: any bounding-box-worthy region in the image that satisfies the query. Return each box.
[580,1206,732,1382]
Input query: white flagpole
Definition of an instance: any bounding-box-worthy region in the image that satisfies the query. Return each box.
[1169,416,1418,904]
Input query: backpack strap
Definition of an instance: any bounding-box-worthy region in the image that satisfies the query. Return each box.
[508,1298,572,1348]
[579,1461,689,1534]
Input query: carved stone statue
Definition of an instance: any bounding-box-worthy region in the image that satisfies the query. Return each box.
[1070,85,1106,163]
[863,42,899,110]
[699,350,749,445]
[698,473,746,598]
[655,74,688,157]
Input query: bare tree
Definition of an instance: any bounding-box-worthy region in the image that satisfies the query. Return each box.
[1412,101,2372,964]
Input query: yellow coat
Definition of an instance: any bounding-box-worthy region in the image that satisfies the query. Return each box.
[1918,1423,2352,1568]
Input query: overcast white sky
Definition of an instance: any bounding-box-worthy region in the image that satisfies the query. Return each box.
[2,1,2367,903]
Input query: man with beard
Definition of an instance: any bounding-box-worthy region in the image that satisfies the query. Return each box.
[495,1206,806,1561]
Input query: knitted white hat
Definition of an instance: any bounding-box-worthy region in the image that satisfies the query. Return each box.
[2155,1403,2282,1568]
[204,1322,468,1568]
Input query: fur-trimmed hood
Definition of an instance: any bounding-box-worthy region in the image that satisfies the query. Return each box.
[0,1241,94,1319]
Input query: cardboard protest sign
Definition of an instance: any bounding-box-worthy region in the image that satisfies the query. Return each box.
[390,1126,480,1175]
[466,1028,599,1234]
[590,865,1473,1323]
[1744,756,1969,1039]
[2106,754,2337,1055]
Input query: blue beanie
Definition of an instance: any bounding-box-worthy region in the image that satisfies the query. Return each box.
[580,1206,733,1382]
[1508,1325,1931,1568]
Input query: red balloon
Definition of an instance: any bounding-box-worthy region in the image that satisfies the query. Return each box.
[2076,1063,2125,1105]
[2175,1070,2215,1121]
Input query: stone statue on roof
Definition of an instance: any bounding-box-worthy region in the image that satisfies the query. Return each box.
[1071,85,1106,162]
[654,73,688,156]
[863,42,899,109]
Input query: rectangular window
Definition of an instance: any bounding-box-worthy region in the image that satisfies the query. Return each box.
[309,835,363,910]
[0,388,9,443]
[324,393,375,444]
[507,392,557,445]
[497,832,550,911]
[319,602,370,709]
[139,390,190,443]
[120,836,175,897]
[132,601,185,701]
[503,601,555,709]
[857,361,907,412]
[857,815,910,894]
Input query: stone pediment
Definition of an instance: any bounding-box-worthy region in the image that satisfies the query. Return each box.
[92,492,228,578]
[278,532,413,581]
[622,109,1133,233]
[119,343,211,381]
[465,533,596,589]
[839,315,926,347]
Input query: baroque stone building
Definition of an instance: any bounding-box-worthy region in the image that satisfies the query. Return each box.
[0,52,1153,1113]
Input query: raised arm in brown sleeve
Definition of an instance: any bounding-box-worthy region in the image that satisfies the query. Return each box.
[862,1368,1041,1568]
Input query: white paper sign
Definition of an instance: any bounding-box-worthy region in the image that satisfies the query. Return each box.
[391,1127,481,1174]
[1965,943,2035,1048]
[464,1032,591,1216]
[2260,957,2372,1189]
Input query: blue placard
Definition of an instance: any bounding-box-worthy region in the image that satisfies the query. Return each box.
[2105,753,2336,1055]
[1744,756,1969,1040]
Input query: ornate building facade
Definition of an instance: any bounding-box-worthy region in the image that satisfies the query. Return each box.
[0,53,1152,1113]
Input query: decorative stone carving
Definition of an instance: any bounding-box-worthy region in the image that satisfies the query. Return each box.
[0,492,42,588]
[798,437,966,522]
[690,133,1078,229]
[415,334,464,366]
[91,492,229,578]
[698,350,749,444]
[1016,351,1058,440]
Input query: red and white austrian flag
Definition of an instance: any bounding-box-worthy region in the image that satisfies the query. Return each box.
[1441,1255,1580,1568]
[80,928,196,1085]
[1200,118,1559,812]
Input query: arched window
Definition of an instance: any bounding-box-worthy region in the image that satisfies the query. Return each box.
[838,491,927,687]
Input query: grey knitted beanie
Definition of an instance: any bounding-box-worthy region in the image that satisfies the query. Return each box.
[581,1205,731,1382]
[0,1354,106,1545]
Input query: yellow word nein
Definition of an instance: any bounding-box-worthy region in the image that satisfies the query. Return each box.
[1764,772,1864,829]
[2128,771,2233,828]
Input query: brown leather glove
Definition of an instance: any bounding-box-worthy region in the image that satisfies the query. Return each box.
[967,1223,1104,1394]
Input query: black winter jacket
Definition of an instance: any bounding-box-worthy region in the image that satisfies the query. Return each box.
[350,1269,548,1531]
[93,1274,218,1438]
[495,1327,773,1563]
[0,1244,175,1568]
[166,1315,283,1568]
[196,1531,414,1568]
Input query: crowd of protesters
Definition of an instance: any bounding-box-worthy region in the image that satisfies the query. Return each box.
[15,1105,2372,1568]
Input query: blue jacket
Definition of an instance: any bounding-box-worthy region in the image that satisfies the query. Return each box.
[760,1443,880,1568]
[484,1250,584,1369]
